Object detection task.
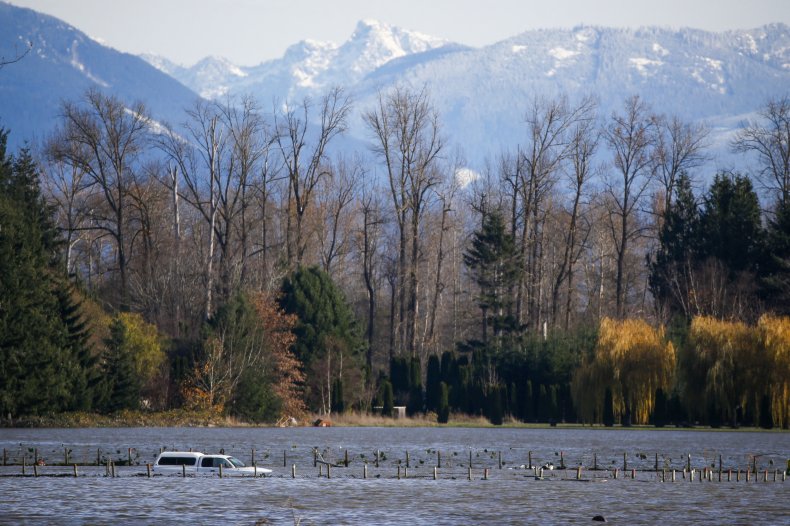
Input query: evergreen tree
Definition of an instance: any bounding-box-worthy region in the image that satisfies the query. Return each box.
[0,132,93,417]
[407,355,423,415]
[464,211,522,348]
[389,356,410,402]
[700,172,765,274]
[762,201,790,314]
[380,379,394,417]
[437,382,450,424]
[280,266,365,412]
[425,354,442,412]
[649,172,702,319]
[58,287,99,411]
[96,317,140,412]
[523,380,534,422]
[232,368,280,423]
[487,385,504,425]
[652,388,668,427]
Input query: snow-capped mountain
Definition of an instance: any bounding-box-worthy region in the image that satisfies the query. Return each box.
[1,0,789,172]
[0,2,199,148]
[142,21,790,169]
[144,19,451,101]
[348,24,790,167]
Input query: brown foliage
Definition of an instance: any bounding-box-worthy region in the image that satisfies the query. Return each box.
[251,293,307,419]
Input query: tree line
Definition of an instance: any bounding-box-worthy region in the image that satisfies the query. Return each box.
[1,86,789,427]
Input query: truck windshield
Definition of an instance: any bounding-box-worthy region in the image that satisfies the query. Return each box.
[228,457,246,468]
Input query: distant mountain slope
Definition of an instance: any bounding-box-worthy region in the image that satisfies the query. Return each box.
[348,24,790,167]
[2,0,788,171]
[145,22,790,169]
[0,2,200,148]
[144,19,452,101]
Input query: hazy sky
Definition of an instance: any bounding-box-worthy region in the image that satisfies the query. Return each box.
[8,0,790,66]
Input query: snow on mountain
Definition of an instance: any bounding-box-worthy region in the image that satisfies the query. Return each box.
[139,21,790,169]
[1,0,788,172]
[0,2,200,149]
[147,19,451,103]
[348,24,790,168]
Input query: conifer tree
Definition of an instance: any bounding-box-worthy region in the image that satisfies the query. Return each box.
[762,201,790,314]
[649,172,702,319]
[380,379,394,417]
[437,382,450,423]
[425,354,442,412]
[97,317,140,412]
[464,210,521,348]
[0,131,93,417]
[280,266,364,413]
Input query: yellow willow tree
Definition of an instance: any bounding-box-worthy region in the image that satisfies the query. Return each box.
[572,318,675,424]
[682,316,758,426]
[756,315,790,428]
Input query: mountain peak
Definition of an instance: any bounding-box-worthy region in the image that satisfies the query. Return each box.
[336,19,448,78]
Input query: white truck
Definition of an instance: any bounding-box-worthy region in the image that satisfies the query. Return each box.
[152,451,272,477]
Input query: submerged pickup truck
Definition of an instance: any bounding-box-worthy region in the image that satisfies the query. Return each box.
[153,451,272,476]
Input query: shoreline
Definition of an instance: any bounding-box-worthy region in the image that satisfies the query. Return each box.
[2,410,787,432]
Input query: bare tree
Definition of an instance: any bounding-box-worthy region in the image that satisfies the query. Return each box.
[41,149,94,277]
[276,87,351,267]
[219,96,272,287]
[603,95,658,318]
[655,115,708,215]
[50,88,150,309]
[732,95,790,208]
[364,86,443,357]
[550,99,599,328]
[416,155,463,355]
[317,155,360,274]
[157,99,226,319]
[355,179,385,369]
[515,95,591,330]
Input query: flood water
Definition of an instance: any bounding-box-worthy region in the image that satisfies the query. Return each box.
[0,427,787,525]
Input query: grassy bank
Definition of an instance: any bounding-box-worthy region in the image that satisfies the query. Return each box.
[2,410,786,430]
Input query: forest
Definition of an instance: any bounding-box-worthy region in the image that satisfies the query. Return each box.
[1,86,788,428]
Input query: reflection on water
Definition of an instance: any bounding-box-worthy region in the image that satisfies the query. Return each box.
[0,427,787,525]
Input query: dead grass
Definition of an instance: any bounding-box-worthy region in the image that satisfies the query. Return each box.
[315,411,499,428]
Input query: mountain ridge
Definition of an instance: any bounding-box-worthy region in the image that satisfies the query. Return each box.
[0,1,200,148]
[1,1,788,170]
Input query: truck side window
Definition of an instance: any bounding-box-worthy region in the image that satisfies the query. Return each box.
[201,457,213,468]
